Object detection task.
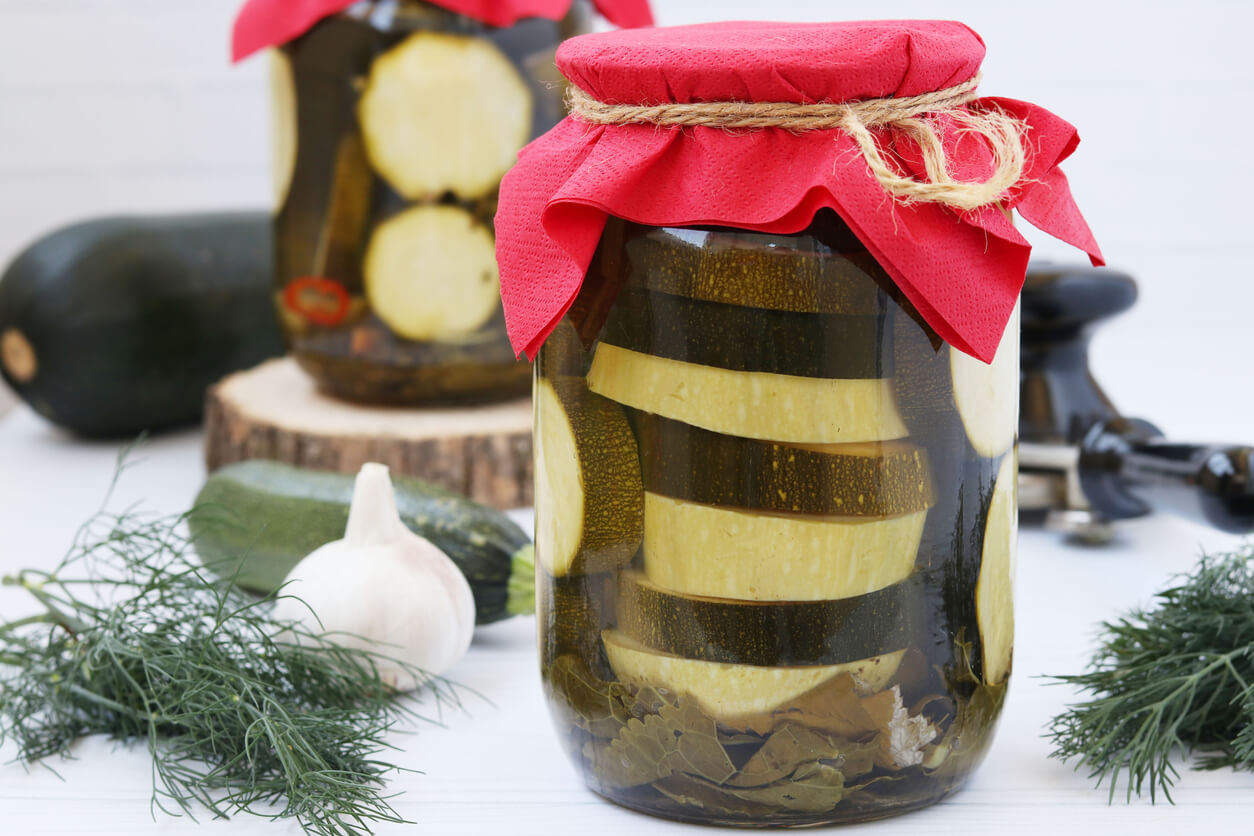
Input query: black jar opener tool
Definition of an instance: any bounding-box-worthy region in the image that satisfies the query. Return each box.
[1017,263,1254,543]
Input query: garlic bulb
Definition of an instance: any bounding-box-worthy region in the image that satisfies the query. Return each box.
[274,463,476,690]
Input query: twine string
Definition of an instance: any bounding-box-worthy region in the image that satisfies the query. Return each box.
[566,74,1026,211]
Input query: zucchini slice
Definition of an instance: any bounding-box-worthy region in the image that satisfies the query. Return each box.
[603,629,904,725]
[270,49,297,207]
[586,343,907,444]
[617,570,922,667]
[976,452,1017,685]
[634,411,933,517]
[949,301,1020,458]
[893,300,1019,460]
[600,287,891,379]
[538,570,615,678]
[643,493,925,602]
[624,226,891,316]
[363,205,500,341]
[535,377,644,577]
[357,30,531,200]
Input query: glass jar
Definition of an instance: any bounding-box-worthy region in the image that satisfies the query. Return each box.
[534,211,1019,825]
[272,1,587,404]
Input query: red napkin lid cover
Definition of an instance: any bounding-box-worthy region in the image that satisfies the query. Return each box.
[231,0,654,62]
[495,20,1104,362]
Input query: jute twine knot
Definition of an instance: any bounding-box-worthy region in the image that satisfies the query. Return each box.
[566,74,1026,211]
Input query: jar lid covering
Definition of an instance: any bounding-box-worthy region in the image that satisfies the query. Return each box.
[495,20,1103,362]
[232,0,653,61]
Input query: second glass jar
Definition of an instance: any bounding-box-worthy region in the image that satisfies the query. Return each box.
[534,212,1020,825]
[273,1,586,404]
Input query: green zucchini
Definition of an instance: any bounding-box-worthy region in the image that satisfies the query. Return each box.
[0,212,283,437]
[623,224,892,316]
[190,459,534,625]
[601,287,891,379]
[634,410,933,517]
[616,570,923,667]
[534,376,644,577]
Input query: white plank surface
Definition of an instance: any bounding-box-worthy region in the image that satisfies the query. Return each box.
[2,390,1254,836]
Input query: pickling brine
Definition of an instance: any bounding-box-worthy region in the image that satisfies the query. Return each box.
[534,215,1019,825]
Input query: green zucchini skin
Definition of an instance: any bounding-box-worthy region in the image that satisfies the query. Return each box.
[617,570,923,667]
[600,287,892,379]
[190,460,535,625]
[632,410,934,517]
[0,212,283,437]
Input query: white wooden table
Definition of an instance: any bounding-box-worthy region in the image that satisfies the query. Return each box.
[2,400,1253,835]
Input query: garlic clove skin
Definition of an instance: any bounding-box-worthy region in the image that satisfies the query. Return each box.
[274,463,476,691]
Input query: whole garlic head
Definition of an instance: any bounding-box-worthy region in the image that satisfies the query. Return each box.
[274,463,475,690]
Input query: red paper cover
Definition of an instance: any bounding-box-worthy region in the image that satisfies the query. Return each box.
[495,20,1104,362]
[231,0,653,61]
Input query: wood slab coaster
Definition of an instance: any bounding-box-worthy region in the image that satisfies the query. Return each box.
[204,357,533,509]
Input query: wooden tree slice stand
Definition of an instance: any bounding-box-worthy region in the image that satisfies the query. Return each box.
[205,357,533,509]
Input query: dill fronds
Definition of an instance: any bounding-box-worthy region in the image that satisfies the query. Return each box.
[1047,546,1254,802]
[0,499,461,835]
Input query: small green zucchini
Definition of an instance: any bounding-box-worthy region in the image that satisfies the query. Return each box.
[190,459,535,625]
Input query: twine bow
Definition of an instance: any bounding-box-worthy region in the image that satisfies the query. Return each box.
[566,75,1026,212]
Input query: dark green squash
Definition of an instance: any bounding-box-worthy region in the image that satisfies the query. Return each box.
[0,212,283,437]
[190,459,536,625]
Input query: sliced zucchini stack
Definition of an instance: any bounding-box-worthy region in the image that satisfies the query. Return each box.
[357,30,532,201]
[570,244,935,730]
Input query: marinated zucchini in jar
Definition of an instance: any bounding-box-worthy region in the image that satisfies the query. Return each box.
[274,2,589,405]
[536,215,1017,826]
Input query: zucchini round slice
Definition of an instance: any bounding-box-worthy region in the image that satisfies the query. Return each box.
[357,30,532,200]
[586,343,907,444]
[603,629,904,725]
[538,570,615,677]
[949,301,1020,458]
[976,452,1017,685]
[643,493,925,601]
[269,49,297,207]
[617,570,922,667]
[624,227,891,316]
[600,288,891,379]
[892,300,1019,460]
[535,377,644,577]
[364,205,500,341]
[635,411,933,517]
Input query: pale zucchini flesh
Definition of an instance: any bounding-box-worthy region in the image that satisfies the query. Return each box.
[951,301,1020,458]
[269,49,297,208]
[363,205,500,341]
[534,377,643,577]
[643,493,925,601]
[357,30,532,201]
[976,452,1017,685]
[586,343,908,444]
[603,629,905,726]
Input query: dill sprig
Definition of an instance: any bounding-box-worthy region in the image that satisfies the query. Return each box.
[0,494,461,835]
[1047,546,1254,802]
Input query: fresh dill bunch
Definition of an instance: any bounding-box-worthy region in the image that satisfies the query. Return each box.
[1047,546,1254,803]
[0,498,461,835]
